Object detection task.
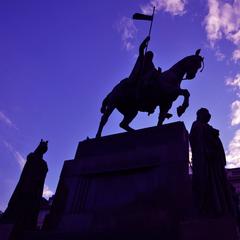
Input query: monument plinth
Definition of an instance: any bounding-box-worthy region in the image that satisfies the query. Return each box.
[43,122,191,239]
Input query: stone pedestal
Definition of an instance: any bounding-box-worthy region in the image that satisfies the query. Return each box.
[180,217,238,240]
[43,122,191,239]
[0,224,14,240]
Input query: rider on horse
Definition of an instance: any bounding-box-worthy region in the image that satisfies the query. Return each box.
[129,36,161,86]
[128,36,162,114]
[96,42,204,138]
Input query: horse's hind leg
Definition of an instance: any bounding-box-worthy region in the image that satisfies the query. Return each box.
[96,106,114,138]
[119,111,138,132]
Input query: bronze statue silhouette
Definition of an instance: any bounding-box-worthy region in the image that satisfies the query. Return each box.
[0,140,48,231]
[96,37,204,138]
[190,108,237,217]
[128,36,161,87]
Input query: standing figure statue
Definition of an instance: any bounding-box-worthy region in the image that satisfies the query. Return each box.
[96,36,204,138]
[0,140,48,231]
[189,108,237,217]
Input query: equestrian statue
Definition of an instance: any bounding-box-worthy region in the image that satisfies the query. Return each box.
[96,36,204,138]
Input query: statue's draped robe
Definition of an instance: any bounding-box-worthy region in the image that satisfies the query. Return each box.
[1,152,48,229]
[189,121,235,216]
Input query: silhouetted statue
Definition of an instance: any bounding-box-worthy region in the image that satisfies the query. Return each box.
[96,37,204,138]
[0,140,48,230]
[128,36,161,87]
[190,108,236,217]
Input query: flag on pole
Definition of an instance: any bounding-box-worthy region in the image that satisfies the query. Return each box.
[132,13,153,21]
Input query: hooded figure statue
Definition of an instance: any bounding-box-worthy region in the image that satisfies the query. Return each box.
[190,108,237,217]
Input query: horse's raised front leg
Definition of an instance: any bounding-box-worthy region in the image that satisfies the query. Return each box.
[119,111,138,132]
[96,106,114,138]
[157,103,173,126]
[177,89,190,117]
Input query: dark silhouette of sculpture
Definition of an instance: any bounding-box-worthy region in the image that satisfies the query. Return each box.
[189,108,236,217]
[96,37,204,137]
[128,36,160,86]
[0,140,48,230]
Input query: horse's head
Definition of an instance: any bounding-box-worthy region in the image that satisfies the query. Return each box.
[183,49,204,80]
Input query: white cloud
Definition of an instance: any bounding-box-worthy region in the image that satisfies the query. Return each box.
[232,49,240,63]
[117,17,138,51]
[226,73,240,166]
[226,73,240,90]
[230,100,240,126]
[0,111,16,129]
[204,0,240,59]
[226,129,240,168]
[204,0,221,44]
[141,0,187,16]
[43,185,54,199]
[117,0,187,51]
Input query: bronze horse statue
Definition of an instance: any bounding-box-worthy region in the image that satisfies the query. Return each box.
[96,49,204,138]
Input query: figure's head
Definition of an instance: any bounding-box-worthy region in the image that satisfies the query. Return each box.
[145,51,154,61]
[34,139,48,156]
[184,49,204,80]
[196,108,211,123]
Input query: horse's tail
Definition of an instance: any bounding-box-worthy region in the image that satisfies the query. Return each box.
[100,94,110,114]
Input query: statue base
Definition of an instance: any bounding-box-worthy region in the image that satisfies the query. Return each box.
[180,217,238,240]
[22,122,238,239]
[44,122,191,238]
[0,224,14,240]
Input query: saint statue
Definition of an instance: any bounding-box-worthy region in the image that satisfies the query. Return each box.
[190,108,237,217]
[0,140,48,230]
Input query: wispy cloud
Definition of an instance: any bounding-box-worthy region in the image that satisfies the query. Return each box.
[3,140,26,170]
[204,0,240,62]
[14,151,26,170]
[226,73,240,91]
[230,100,240,126]
[141,0,187,16]
[215,48,225,61]
[117,0,187,51]
[117,17,138,51]
[232,49,240,63]
[0,111,16,129]
[225,72,240,167]
[204,0,223,45]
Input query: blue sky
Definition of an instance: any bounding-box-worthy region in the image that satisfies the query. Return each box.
[1,0,240,211]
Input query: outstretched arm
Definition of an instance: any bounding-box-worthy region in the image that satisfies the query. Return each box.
[139,36,150,56]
